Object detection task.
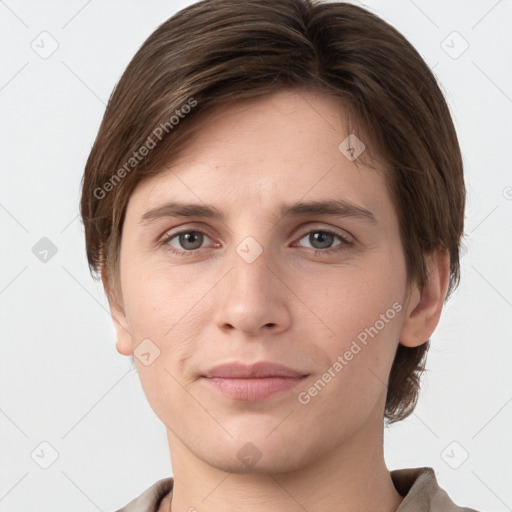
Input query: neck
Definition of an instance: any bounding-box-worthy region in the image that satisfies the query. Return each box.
[163,407,403,512]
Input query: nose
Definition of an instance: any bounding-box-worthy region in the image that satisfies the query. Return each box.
[212,240,292,337]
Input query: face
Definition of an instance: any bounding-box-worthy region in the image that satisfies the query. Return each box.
[112,89,419,474]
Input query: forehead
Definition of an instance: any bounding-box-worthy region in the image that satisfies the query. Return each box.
[126,89,391,219]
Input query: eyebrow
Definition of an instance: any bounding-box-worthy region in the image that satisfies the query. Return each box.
[139,199,377,225]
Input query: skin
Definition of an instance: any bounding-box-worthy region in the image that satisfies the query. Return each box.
[103,89,450,512]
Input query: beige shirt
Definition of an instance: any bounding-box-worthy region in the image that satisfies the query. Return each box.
[115,467,479,512]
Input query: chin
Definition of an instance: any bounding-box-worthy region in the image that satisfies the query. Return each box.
[208,451,306,475]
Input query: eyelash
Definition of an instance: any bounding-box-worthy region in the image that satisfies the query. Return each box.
[159,227,354,257]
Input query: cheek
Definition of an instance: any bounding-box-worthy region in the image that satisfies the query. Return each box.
[121,265,208,419]
[303,260,405,386]
[300,256,405,335]
[297,300,403,430]
[320,292,402,385]
[120,261,217,399]
[121,257,213,338]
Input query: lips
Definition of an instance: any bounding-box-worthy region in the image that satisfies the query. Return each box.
[201,361,307,379]
[200,361,309,401]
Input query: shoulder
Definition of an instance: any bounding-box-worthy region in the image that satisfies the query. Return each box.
[392,467,479,512]
[113,477,174,512]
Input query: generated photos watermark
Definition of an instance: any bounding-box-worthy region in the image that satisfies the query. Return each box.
[93,97,197,200]
[297,301,402,405]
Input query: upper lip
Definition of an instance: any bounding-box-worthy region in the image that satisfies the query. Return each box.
[202,361,308,379]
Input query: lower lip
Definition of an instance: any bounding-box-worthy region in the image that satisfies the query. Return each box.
[202,376,308,401]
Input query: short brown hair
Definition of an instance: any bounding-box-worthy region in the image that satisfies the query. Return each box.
[80,0,465,423]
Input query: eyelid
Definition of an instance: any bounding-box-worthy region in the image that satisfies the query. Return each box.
[293,223,354,243]
[159,221,353,242]
[158,223,217,244]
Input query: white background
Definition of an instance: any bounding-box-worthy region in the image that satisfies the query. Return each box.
[1,0,511,510]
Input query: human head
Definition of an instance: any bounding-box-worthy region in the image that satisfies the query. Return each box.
[80,0,465,426]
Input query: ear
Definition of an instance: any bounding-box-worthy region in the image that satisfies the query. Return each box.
[100,265,133,356]
[399,248,451,348]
